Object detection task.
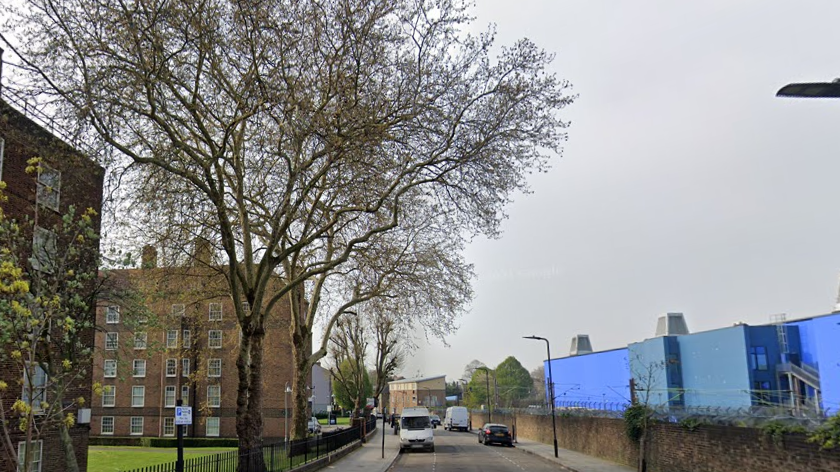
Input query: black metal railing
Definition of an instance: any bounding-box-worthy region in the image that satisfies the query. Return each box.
[122,418,377,472]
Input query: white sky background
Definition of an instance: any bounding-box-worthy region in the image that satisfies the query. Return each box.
[405,0,840,380]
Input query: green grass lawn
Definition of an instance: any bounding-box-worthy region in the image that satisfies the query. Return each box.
[88,446,236,472]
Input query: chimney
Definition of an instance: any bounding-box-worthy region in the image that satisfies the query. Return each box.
[141,245,157,269]
[193,238,212,266]
[570,334,593,356]
[655,313,690,337]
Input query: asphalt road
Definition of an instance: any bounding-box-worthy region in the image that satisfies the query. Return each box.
[389,428,559,472]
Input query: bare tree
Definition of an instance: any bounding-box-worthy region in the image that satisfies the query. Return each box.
[1,0,574,452]
[328,315,369,418]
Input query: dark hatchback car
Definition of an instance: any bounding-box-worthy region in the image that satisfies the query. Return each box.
[478,423,513,446]
[430,414,441,427]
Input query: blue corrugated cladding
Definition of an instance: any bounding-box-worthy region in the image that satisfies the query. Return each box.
[545,348,631,409]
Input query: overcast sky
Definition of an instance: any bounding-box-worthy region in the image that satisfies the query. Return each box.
[404,0,840,381]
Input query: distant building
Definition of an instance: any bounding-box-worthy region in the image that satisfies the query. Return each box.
[0,51,105,472]
[91,245,299,440]
[388,375,446,414]
[311,364,332,414]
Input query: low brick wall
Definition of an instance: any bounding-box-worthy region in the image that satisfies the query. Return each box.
[470,411,840,472]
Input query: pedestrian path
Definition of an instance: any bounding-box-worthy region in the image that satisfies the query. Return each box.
[325,423,400,472]
[512,437,635,472]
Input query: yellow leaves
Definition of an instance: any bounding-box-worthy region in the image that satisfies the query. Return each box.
[66,269,75,277]
[64,413,75,428]
[76,396,85,406]
[12,399,29,415]
[25,157,42,175]
[10,350,22,360]
[0,261,29,295]
[76,234,85,243]
[62,359,72,370]
[0,381,7,391]
[11,301,31,318]
[93,382,103,397]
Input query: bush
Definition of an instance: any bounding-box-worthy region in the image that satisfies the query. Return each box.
[623,404,651,442]
[760,421,807,447]
[808,414,840,450]
[89,436,238,448]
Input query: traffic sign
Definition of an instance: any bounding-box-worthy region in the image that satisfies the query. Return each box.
[175,406,192,425]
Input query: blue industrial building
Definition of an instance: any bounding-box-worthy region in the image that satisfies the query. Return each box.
[544,311,840,415]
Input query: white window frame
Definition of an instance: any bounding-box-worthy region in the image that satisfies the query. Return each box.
[182,329,191,347]
[17,440,43,472]
[102,385,116,407]
[171,304,185,317]
[163,417,175,437]
[165,359,177,377]
[208,330,222,349]
[105,332,119,350]
[164,385,177,408]
[134,332,147,350]
[206,417,220,437]
[133,359,146,378]
[130,417,144,435]
[100,416,115,435]
[22,362,47,414]
[36,163,60,211]
[31,226,57,273]
[181,385,190,405]
[166,330,178,349]
[106,306,120,324]
[182,358,190,377]
[131,385,145,407]
[103,359,117,378]
[208,358,222,377]
[209,303,223,321]
[207,385,221,408]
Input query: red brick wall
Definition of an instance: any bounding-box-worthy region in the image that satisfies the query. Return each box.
[472,411,840,472]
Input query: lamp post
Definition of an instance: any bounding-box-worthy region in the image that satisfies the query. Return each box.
[458,378,467,406]
[475,366,493,423]
[284,382,292,444]
[777,79,840,98]
[524,335,558,458]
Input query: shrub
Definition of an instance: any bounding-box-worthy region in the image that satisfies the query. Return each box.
[808,414,840,450]
[760,421,807,447]
[623,404,652,442]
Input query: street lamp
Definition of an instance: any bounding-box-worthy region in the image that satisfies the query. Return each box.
[475,366,493,422]
[458,379,467,406]
[284,382,292,444]
[777,79,840,98]
[524,335,558,458]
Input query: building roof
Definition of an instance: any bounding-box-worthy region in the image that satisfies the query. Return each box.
[388,374,446,385]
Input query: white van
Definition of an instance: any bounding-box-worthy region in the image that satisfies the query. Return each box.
[399,407,435,452]
[443,406,469,432]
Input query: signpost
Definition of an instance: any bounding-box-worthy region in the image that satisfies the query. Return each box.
[175,401,192,472]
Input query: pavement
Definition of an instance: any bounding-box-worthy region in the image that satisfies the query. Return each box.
[329,422,635,472]
[323,421,400,472]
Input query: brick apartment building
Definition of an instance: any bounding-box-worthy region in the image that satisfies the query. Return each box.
[91,246,299,440]
[0,52,105,472]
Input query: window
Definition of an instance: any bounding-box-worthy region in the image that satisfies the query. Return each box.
[164,385,176,408]
[206,417,220,437]
[130,417,144,435]
[102,385,115,407]
[750,346,769,371]
[133,359,146,377]
[103,359,117,378]
[17,440,43,472]
[36,163,60,211]
[106,306,120,324]
[22,363,47,413]
[208,359,222,377]
[31,227,57,272]
[171,304,185,317]
[182,359,191,377]
[134,332,147,350]
[105,332,118,350]
[209,303,222,321]
[183,329,191,347]
[131,386,145,407]
[166,330,178,349]
[753,380,772,403]
[163,417,175,436]
[100,417,115,435]
[181,385,190,405]
[207,385,221,408]
[165,359,177,377]
[208,330,222,349]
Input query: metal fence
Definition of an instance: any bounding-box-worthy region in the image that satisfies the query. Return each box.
[122,417,377,472]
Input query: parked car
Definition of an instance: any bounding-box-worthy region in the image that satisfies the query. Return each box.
[478,423,512,447]
[399,407,435,452]
[308,417,322,434]
[430,414,441,427]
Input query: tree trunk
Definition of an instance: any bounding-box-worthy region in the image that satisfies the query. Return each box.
[57,422,80,472]
[236,325,266,471]
[291,348,312,440]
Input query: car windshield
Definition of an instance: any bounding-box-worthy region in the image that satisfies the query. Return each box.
[401,416,431,429]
